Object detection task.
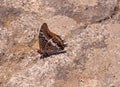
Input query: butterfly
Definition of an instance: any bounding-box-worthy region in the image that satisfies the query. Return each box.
[37,23,66,58]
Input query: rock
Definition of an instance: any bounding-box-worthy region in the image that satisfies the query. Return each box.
[0,0,120,87]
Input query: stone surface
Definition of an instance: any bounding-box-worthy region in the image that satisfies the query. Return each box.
[0,0,120,87]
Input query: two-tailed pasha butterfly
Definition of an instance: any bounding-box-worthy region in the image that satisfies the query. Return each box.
[38,23,66,58]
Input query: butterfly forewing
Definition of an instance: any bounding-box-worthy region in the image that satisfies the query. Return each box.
[39,23,50,53]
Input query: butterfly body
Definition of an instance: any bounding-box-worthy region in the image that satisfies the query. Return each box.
[38,23,65,58]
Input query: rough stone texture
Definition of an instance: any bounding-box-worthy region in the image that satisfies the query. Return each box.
[0,0,120,87]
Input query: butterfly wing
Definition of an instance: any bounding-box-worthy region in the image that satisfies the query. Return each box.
[38,23,51,54]
[44,38,60,55]
[39,23,65,58]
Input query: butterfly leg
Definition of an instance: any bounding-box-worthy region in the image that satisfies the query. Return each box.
[40,53,49,59]
[37,49,42,54]
[37,49,47,59]
[37,49,46,54]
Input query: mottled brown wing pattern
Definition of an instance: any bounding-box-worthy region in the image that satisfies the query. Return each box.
[38,23,65,58]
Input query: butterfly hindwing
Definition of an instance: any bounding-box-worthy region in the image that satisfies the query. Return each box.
[45,40,59,54]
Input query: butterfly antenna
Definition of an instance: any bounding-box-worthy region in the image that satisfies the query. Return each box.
[27,44,37,52]
[26,35,38,52]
